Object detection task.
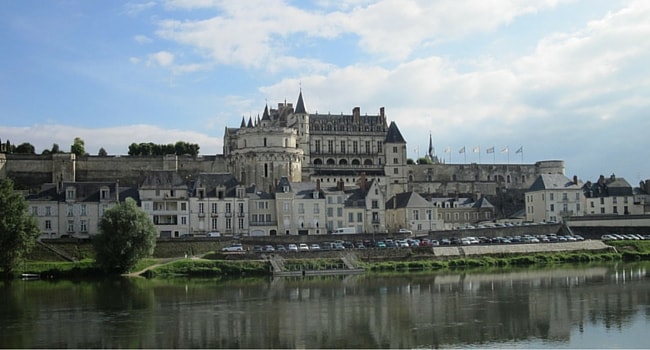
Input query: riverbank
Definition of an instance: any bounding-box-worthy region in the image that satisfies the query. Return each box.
[16,240,650,279]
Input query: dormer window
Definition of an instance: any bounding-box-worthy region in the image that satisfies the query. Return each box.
[66,187,76,201]
[100,187,110,200]
[283,186,290,192]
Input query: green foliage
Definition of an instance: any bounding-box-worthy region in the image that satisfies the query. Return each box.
[0,179,41,276]
[93,198,157,273]
[128,141,200,157]
[70,137,86,156]
[15,142,35,154]
[147,259,268,277]
[417,157,433,164]
[98,147,107,156]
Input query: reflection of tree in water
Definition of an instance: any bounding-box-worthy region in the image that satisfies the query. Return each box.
[0,281,35,348]
[92,278,156,348]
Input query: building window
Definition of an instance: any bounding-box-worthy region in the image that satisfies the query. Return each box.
[328,140,333,153]
[313,203,320,214]
[226,218,232,229]
[550,204,555,212]
[377,142,383,153]
[613,206,618,214]
[45,220,52,230]
[372,200,379,209]
[238,218,244,229]
[348,213,354,222]
[284,202,290,212]
[413,210,419,220]
[80,220,88,233]
[45,206,51,216]
[353,141,358,153]
[226,203,232,214]
[550,193,554,201]
[80,204,87,216]
[211,203,218,214]
[365,141,371,153]
[393,146,398,153]
[340,140,346,153]
[211,217,218,230]
[357,213,363,222]
[181,202,187,211]
[298,203,305,214]
[238,203,244,214]
[337,208,343,217]
[181,216,187,225]
[327,208,334,216]
[31,206,38,216]
[67,204,74,217]
[315,140,321,153]
[199,203,204,214]
[101,189,109,200]
[67,220,74,233]
[393,168,399,174]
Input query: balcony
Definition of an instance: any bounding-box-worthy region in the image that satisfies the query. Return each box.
[250,221,277,227]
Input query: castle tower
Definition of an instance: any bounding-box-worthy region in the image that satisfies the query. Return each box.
[384,121,408,198]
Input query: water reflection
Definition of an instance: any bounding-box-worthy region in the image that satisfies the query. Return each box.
[0,263,648,348]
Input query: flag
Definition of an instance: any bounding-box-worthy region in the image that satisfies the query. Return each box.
[486,147,494,154]
[444,146,450,153]
[458,146,465,154]
[516,146,523,154]
[473,147,479,153]
[501,146,509,153]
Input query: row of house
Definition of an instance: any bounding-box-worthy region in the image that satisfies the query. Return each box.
[524,173,645,223]
[25,170,498,239]
[25,169,644,240]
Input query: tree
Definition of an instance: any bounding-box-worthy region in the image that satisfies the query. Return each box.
[15,142,35,154]
[51,143,60,154]
[70,137,86,156]
[93,198,157,273]
[98,147,107,157]
[417,157,433,165]
[0,179,40,277]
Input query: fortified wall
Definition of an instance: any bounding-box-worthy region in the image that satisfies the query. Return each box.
[2,153,227,190]
[407,160,565,195]
[2,152,563,198]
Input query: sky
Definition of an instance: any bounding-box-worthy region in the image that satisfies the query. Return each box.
[1,0,649,186]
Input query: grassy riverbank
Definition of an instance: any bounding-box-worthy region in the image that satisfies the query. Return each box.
[14,241,650,279]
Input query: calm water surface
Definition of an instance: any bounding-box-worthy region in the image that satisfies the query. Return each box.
[1,262,649,348]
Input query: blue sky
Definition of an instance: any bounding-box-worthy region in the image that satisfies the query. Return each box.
[1,0,649,185]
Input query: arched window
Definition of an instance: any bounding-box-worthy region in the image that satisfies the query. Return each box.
[339,159,348,165]
[313,158,323,165]
[351,159,360,165]
[326,158,335,165]
[364,159,373,165]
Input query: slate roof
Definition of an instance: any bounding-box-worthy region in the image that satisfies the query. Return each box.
[385,121,406,143]
[295,91,306,114]
[583,175,633,197]
[139,171,187,189]
[191,173,239,197]
[386,192,432,209]
[528,174,580,192]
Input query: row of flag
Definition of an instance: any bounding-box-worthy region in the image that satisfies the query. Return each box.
[441,146,523,154]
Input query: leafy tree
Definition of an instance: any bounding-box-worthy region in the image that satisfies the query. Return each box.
[93,198,157,273]
[70,137,86,156]
[406,158,415,165]
[51,143,60,154]
[15,142,35,154]
[98,147,107,157]
[0,179,40,277]
[417,157,433,165]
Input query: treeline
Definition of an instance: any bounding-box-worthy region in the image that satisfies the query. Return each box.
[1,137,200,157]
[128,141,200,157]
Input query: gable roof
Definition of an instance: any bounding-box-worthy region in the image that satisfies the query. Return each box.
[386,192,432,209]
[295,90,306,114]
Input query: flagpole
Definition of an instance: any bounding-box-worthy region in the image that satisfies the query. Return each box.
[464,147,467,164]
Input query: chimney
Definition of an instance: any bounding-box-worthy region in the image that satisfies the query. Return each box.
[337,180,344,191]
[316,179,321,192]
[379,107,385,119]
[599,175,605,185]
[392,196,397,209]
[360,172,367,192]
[573,175,578,185]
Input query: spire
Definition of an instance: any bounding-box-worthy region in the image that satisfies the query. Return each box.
[428,132,433,159]
[295,89,306,114]
[247,117,253,128]
[240,116,246,128]
[262,104,270,121]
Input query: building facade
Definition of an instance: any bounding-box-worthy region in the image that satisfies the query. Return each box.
[525,174,584,223]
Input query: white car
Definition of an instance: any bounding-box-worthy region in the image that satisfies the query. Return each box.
[221,244,244,252]
[299,243,310,251]
[288,244,298,252]
[399,228,413,234]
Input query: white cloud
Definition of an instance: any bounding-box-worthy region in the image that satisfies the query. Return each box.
[147,51,175,67]
[123,1,157,16]
[134,34,153,44]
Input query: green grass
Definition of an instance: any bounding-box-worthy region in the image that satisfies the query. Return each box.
[145,259,269,278]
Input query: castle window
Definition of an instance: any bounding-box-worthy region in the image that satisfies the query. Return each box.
[314,140,321,153]
[340,140,346,153]
[393,146,398,153]
[327,140,333,153]
[264,138,267,147]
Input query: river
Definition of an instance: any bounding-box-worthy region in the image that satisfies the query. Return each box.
[1,262,648,348]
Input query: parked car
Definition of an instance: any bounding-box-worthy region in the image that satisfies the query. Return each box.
[399,228,413,234]
[310,243,321,251]
[276,244,287,252]
[253,245,264,253]
[207,231,221,237]
[263,245,275,252]
[288,244,298,252]
[376,241,386,248]
[299,243,310,251]
[222,244,244,252]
